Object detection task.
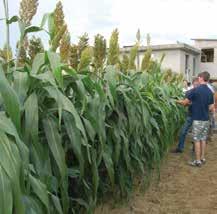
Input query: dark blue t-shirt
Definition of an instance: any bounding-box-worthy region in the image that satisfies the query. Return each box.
[187,84,214,121]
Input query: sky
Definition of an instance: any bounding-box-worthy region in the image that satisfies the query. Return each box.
[0,0,217,50]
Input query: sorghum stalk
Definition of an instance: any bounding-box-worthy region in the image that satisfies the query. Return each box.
[15,0,39,69]
[107,29,120,66]
[3,0,10,72]
[19,0,39,26]
[54,1,65,33]
[60,31,71,63]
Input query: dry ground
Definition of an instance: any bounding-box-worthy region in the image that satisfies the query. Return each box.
[95,133,217,214]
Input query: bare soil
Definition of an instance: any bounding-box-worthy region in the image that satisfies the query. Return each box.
[95,134,217,214]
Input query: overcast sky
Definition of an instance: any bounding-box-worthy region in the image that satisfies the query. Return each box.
[0,0,217,49]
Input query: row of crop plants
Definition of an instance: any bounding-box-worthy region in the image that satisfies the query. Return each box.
[0,0,185,213]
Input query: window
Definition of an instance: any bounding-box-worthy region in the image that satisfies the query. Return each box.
[201,49,214,62]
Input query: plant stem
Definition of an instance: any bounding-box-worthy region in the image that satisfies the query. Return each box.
[3,0,10,72]
[15,40,21,71]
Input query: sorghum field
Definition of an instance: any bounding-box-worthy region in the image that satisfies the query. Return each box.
[0,0,185,213]
[95,132,217,214]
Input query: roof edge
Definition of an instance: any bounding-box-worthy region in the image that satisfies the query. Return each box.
[121,43,201,54]
[191,38,217,41]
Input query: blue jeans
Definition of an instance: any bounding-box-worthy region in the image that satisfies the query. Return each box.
[177,116,193,150]
[209,112,215,129]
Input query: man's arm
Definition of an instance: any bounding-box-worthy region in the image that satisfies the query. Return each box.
[209,104,215,112]
[208,92,215,112]
[176,98,191,106]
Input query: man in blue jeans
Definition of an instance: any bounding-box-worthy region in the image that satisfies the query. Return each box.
[172,77,199,153]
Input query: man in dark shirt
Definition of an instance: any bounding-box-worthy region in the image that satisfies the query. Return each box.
[177,71,214,167]
[173,78,199,153]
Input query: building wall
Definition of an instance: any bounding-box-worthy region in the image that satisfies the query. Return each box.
[193,40,217,79]
[138,49,182,73]
[137,49,200,81]
[122,45,201,81]
[199,47,217,78]
[180,50,200,81]
[194,40,217,49]
[214,48,217,64]
[200,63,217,79]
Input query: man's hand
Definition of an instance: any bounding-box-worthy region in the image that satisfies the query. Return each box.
[176,98,191,106]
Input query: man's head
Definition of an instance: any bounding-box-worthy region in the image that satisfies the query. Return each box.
[183,79,189,89]
[192,77,199,88]
[198,71,210,83]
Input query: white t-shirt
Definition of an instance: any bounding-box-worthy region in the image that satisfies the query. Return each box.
[207,83,215,94]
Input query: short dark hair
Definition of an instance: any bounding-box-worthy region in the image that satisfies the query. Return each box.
[198,71,210,82]
[192,77,199,83]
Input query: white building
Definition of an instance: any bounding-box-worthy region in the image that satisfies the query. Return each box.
[192,39,217,80]
[122,39,217,81]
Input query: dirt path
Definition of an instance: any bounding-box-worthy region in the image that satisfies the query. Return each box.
[95,134,217,214]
